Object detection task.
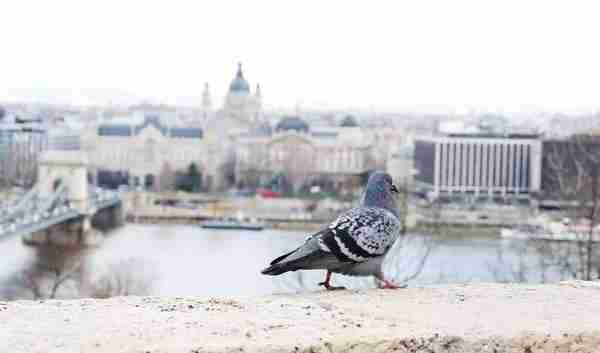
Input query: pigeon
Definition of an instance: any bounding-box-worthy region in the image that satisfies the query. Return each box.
[261,171,403,290]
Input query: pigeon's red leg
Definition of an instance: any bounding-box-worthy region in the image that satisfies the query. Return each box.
[375,273,407,289]
[318,270,346,291]
[378,279,407,289]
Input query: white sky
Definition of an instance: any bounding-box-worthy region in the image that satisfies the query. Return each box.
[1,0,599,113]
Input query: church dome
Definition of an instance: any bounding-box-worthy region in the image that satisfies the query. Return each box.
[229,62,250,93]
[275,116,310,133]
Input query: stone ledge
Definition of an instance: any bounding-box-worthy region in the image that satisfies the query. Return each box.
[2,282,600,353]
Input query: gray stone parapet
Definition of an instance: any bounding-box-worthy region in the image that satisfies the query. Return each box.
[2,282,600,352]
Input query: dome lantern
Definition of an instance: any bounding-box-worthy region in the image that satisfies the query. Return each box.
[228,62,250,93]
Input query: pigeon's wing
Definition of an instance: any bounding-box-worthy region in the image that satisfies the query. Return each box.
[261,228,346,275]
[319,207,401,263]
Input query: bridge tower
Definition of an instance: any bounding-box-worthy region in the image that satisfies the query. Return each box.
[38,150,89,214]
[35,149,98,244]
[0,138,124,247]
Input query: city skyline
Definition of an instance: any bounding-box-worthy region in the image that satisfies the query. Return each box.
[1,1,599,113]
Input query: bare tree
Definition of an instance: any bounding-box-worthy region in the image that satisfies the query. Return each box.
[539,135,600,281]
[384,179,434,286]
[0,129,44,190]
[18,269,43,300]
[86,258,157,298]
[45,261,82,299]
[494,135,600,283]
[15,247,84,299]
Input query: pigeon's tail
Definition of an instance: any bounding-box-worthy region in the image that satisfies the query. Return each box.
[261,232,340,276]
[261,251,333,275]
[261,267,286,275]
[261,250,298,275]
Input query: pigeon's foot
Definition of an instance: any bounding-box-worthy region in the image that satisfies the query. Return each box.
[319,270,346,291]
[318,281,346,291]
[377,279,407,289]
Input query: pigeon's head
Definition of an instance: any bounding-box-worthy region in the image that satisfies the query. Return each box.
[362,171,400,217]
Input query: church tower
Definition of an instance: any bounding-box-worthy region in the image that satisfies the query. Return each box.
[253,83,262,123]
[255,84,262,110]
[202,82,212,119]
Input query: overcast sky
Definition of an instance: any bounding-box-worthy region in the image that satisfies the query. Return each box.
[1,1,598,113]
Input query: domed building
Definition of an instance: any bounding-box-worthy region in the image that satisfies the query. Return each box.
[84,63,268,192]
[275,116,310,133]
[220,63,262,126]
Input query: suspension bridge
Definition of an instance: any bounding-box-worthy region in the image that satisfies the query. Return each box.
[0,150,123,245]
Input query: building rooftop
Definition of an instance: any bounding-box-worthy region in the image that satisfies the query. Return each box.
[97,124,132,137]
[447,133,542,139]
[98,115,203,139]
[275,116,310,133]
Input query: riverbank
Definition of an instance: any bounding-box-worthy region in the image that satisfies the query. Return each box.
[126,216,503,235]
[3,282,600,353]
[126,215,325,231]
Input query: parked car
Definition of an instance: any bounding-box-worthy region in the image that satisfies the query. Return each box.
[257,188,281,198]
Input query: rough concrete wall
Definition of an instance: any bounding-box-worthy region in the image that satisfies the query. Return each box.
[2,282,600,353]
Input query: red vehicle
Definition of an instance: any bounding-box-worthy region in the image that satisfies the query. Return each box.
[257,188,281,198]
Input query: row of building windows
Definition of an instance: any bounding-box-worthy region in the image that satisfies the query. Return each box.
[238,146,365,174]
[96,149,208,167]
[415,138,542,195]
[437,142,531,190]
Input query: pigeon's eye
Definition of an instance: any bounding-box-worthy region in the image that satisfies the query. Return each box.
[390,184,400,194]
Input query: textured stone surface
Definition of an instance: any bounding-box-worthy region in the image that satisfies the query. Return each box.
[2,282,600,353]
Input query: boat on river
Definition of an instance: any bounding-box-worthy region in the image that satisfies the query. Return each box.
[200,211,265,231]
[200,218,265,231]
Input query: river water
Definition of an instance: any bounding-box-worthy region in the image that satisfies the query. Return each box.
[0,224,565,299]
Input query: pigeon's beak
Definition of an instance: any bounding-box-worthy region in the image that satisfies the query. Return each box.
[390,183,400,194]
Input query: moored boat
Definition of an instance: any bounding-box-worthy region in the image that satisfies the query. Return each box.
[200,218,265,231]
[201,211,265,231]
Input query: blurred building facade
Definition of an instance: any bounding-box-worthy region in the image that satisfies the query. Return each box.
[82,64,396,194]
[87,113,224,190]
[235,115,376,194]
[84,63,264,191]
[414,133,543,199]
[386,136,416,187]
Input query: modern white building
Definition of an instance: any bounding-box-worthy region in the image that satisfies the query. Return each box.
[414,134,543,198]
